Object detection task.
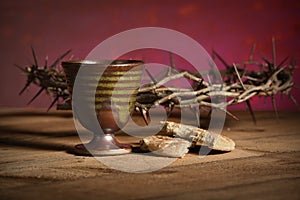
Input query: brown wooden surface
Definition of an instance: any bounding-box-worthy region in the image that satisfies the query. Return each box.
[0,109,299,199]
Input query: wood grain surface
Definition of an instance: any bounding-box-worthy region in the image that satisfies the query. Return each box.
[0,109,299,199]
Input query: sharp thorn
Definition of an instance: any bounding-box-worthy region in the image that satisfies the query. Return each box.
[50,49,71,68]
[227,111,239,121]
[271,96,279,119]
[289,94,300,110]
[277,56,289,68]
[169,52,175,76]
[166,104,174,118]
[212,50,230,69]
[208,105,239,121]
[145,68,157,84]
[261,54,274,71]
[206,74,212,86]
[15,64,26,72]
[44,55,48,69]
[19,84,30,95]
[245,100,256,124]
[261,54,270,64]
[139,107,148,125]
[233,63,245,89]
[196,79,204,90]
[27,87,45,105]
[272,37,276,68]
[31,46,38,68]
[47,96,59,111]
[248,43,256,61]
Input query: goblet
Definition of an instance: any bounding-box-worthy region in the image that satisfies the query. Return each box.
[62,60,143,155]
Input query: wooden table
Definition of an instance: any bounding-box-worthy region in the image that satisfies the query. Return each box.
[0,109,299,199]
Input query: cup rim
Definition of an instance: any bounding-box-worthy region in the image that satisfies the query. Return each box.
[61,59,144,67]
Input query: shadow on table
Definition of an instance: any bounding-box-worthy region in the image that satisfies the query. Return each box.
[0,111,80,152]
[0,109,73,118]
[189,145,230,156]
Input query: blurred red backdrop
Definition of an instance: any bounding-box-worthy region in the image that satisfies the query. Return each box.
[0,0,299,110]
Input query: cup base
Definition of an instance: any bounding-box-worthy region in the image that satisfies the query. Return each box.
[68,134,132,156]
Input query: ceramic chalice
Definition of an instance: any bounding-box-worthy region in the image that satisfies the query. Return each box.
[62,60,143,155]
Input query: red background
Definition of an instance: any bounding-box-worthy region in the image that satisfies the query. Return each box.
[0,0,299,111]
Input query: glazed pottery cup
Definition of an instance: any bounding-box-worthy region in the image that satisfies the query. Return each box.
[62,60,143,155]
